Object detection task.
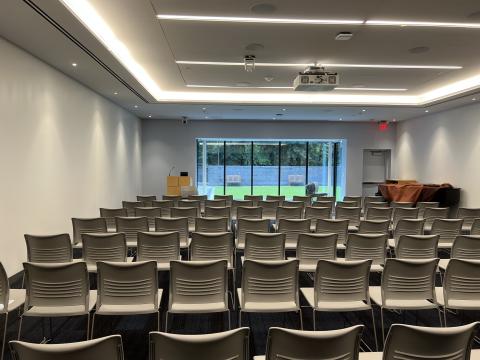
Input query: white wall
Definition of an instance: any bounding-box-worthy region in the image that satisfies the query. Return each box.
[395,102,480,207]
[0,38,142,275]
[142,119,396,197]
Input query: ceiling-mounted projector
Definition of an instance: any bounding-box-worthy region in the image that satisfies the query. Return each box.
[293,66,339,91]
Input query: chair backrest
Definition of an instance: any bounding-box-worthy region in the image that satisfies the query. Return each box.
[236,219,270,246]
[194,217,228,233]
[396,235,439,259]
[277,219,311,248]
[343,196,362,208]
[366,207,393,221]
[358,220,390,235]
[335,206,361,227]
[364,196,385,211]
[231,200,253,219]
[190,232,233,266]
[336,201,357,208]
[293,195,311,206]
[24,234,72,263]
[82,233,127,266]
[149,328,250,360]
[244,195,262,206]
[122,201,143,216]
[312,200,334,212]
[170,207,198,229]
[431,219,463,246]
[72,218,108,245]
[214,194,233,207]
[444,259,480,307]
[383,323,479,360]
[423,207,449,229]
[169,260,228,310]
[97,261,158,309]
[266,195,285,205]
[392,207,419,228]
[162,195,181,206]
[244,233,285,261]
[236,206,262,220]
[137,195,157,203]
[471,219,480,235]
[316,219,349,245]
[367,201,389,209]
[390,201,414,209]
[134,207,162,229]
[155,217,189,247]
[457,208,480,230]
[100,208,128,230]
[346,233,388,265]
[152,200,175,217]
[9,335,124,360]
[205,206,231,222]
[137,231,180,263]
[314,260,371,305]
[205,199,226,208]
[264,325,363,360]
[276,206,303,222]
[393,219,425,247]
[177,200,201,216]
[416,201,440,218]
[297,233,338,263]
[23,261,89,311]
[451,235,480,259]
[115,216,149,244]
[381,258,439,303]
[188,195,207,205]
[282,200,305,209]
[304,206,331,229]
[241,259,299,308]
[0,263,9,313]
[259,200,280,219]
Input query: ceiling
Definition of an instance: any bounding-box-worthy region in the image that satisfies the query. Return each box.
[1,0,480,121]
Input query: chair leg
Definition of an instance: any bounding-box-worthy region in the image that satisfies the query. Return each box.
[443,306,448,327]
[1,313,8,360]
[370,308,379,351]
[86,313,90,340]
[380,307,385,347]
[91,313,96,339]
[17,316,23,341]
[437,307,443,327]
[312,309,316,331]
[298,309,303,330]
[227,310,231,330]
[157,311,160,332]
[165,311,170,332]
[238,310,242,327]
[232,270,236,309]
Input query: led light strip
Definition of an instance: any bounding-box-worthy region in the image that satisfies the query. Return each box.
[335,87,408,91]
[366,20,480,29]
[187,85,408,91]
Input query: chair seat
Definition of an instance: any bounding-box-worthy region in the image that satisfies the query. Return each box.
[180,238,192,248]
[235,240,245,250]
[438,242,454,249]
[301,287,370,311]
[336,243,346,250]
[336,258,384,272]
[387,238,395,248]
[359,352,382,360]
[236,289,298,312]
[435,287,480,309]
[170,301,227,313]
[348,226,359,233]
[24,290,97,317]
[0,289,26,313]
[438,259,449,270]
[126,241,138,248]
[286,258,321,272]
[156,262,171,271]
[285,241,298,250]
[253,356,265,360]
[96,289,162,315]
[369,286,437,309]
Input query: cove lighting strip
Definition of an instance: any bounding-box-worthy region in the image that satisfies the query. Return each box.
[187,85,408,92]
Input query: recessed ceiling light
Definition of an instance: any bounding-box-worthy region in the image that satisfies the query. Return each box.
[335,32,353,41]
[335,87,408,91]
[202,107,207,110]
[282,108,287,111]
[148,115,152,118]
[205,116,209,119]
[339,118,343,120]
[425,110,429,112]
[134,105,139,108]
[366,20,480,29]
[72,62,77,67]
[113,91,118,95]
[362,109,367,112]
[472,98,477,101]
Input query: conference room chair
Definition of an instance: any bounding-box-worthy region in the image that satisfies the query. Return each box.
[366,207,392,222]
[137,231,181,271]
[258,200,280,220]
[214,194,233,207]
[24,234,72,264]
[194,217,229,233]
[438,235,480,271]
[99,208,127,231]
[390,201,414,209]
[304,206,331,231]
[204,206,231,222]
[167,260,230,331]
[151,200,175,217]
[243,233,285,263]
[335,206,361,231]
[392,207,419,229]
[320,196,336,203]
[358,220,390,235]
[9,334,124,360]
[300,260,377,348]
[256,325,363,360]
[205,199,226,208]
[282,200,305,209]
[422,207,450,233]
[395,235,439,260]
[289,233,337,272]
[235,219,270,251]
[231,200,253,220]
[177,200,201,217]
[236,206,262,220]
[366,201,389,210]
[121,201,143,217]
[359,322,479,360]
[292,195,311,207]
[416,201,440,219]
[266,195,285,205]
[93,261,161,337]
[136,195,157,207]
[471,218,480,235]
[72,218,108,247]
[388,218,425,249]
[0,263,25,360]
[363,196,385,213]
[344,233,388,273]
[369,258,441,344]
[336,201,357,208]
[277,218,311,250]
[312,200,335,213]
[115,216,149,248]
[238,259,301,329]
[431,218,464,250]
[275,206,303,225]
[244,195,262,206]
[316,218,349,249]
[149,327,250,360]
[81,233,128,273]
[312,193,328,200]
[19,262,94,341]
[162,195,181,206]
[457,208,480,233]
[188,194,207,209]
[134,207,162,230]
[155,217,190,249]
[170,207,198,232]
[343,196,362,208]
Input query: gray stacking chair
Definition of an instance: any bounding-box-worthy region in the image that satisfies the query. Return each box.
[19,262,94,341]
[243,233,285,263]
[177,200,201,217]
[0,263,25,360]
[369,258,441,344]
[389,218,425,249]
[457,208,480,233]
[344,196,362,208]
[134,207,162,230]
[236,219,270,251]
[137,195,157,207]
[390,201,414,209]
[152,200,175,217]
[82,233,128,273]
[392,207,419,229]
[290,233,337,272]
[137,231,180,271]
[312,200,335,213]
[149,327,250,360]
[190,232,234,270]
[205,206,231,222]
[167,260,229,331]
[282,200,305,209]
[155,217,190,249]
[438,235,480,270]
[256,325,363,360]
[170,207,198,232]
[231,200,253,220]
[244,195,263,206]
[275,206,303,225]
[205,199,226,208]
[115,216,149,247]
[277,219,311,250]
[336,201,357,208]
[358,220,390,235]
[417,201,440,218]
[72,218,108,247]
[423,207,449,233]
[24,234,72,263]
[396,235,439,260]
[313,193,329,200]
[305,206,331,231]
[293,195,311,207]
[344,233,388,272]
[99,208,127,231]
[238,260,301,329]
[188,195,207,213]
[335,206,361,231]
[214,194,233,207]
[162,195,181,206]
[9,335,124,360]
[122,201,143,217]
[471,218,480,235]
[236,206,262,220]
[93,261,161,336]
[431,218,463,250]
[316,219,349,249]
[194,217,228,233]
[363,196,385,212]
[266,195,285,205]
[259,200,280,220]
[366,201,389,209]
[300,260,377,348]
[366,207,393,221]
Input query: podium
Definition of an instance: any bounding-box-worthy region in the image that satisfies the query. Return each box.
[167,176,192,196]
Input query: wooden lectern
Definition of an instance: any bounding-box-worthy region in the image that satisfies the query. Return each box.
[166,176,192,196]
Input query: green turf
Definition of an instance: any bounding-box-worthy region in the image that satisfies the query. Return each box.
[212,185,342,200]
